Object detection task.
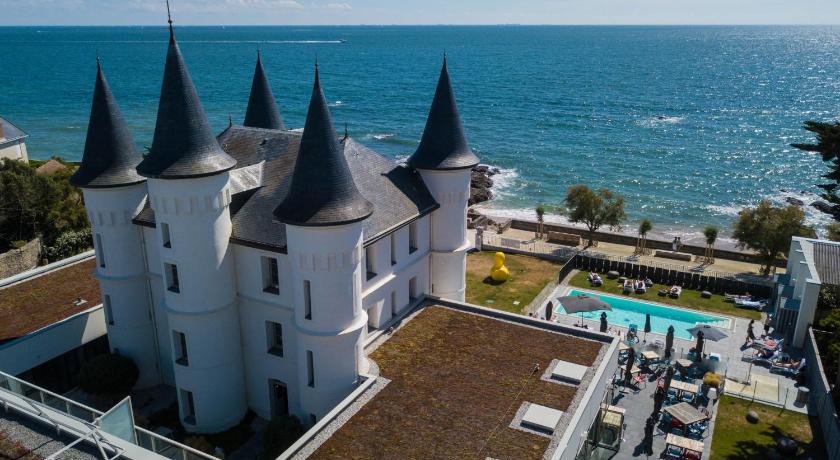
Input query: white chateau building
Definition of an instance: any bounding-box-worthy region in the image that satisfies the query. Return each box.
[69,23,478,433]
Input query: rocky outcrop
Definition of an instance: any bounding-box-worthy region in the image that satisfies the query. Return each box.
[812,200,833,215]
[0,238,41,280]
[785,197,805,207]
[470,165,498,206]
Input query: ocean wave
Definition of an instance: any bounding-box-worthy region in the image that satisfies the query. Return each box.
[328,100,343,107]
[371,133,393,140]
[488,166,521,198]
[637,115,685,127]
[705,189,833,236]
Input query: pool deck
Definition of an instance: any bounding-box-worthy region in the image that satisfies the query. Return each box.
[524,275,810,459]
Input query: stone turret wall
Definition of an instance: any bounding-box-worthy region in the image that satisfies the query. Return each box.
[0,238,41,280]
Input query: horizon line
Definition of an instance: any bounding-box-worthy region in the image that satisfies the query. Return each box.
[2,23,840,27]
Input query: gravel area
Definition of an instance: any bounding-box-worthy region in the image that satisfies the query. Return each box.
[0,408,100,459]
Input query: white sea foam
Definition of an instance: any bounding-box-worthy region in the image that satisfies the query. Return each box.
[487,166,521,198]
[637,115,685,127]
[328,101,343,107]
[371,133,394,140]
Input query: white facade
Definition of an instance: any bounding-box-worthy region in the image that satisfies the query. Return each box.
[0,139,28,163]
[84,161,469,432]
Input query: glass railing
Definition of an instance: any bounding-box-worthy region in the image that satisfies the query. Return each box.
[0,371,217,460]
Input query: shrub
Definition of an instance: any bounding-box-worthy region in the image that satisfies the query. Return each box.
[45,228,92,261]
[703,372,722,388]
[77,353,139,396]
[261,415,305,460]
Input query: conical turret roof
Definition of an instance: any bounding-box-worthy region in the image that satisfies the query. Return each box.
[136,25,236,179]
[274,66,373,227]
[407,57,479,171]
[70,59,145,189]
[244,52,285,130]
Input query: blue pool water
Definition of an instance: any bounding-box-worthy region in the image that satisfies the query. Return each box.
[555,289,730,339]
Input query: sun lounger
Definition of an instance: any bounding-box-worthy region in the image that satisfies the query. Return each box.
[771,358,805,375]
[668,286,682,298]
[624,279,633,293]
[724,293,752,302]
[735,298,766,310]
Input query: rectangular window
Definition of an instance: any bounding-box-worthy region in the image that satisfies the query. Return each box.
[180,389,195,424]
[173,330,189,366]
[161,222,172,248]
[103,295,114,325]
[306,350,315,387]
[262,256,280,294]
[95,234,106,268]
[365,245,376,280]
[266,321,283,357]
[408,222,418,254]
[409,277,418,301]
[304,280,312,320]
[391,291,397,318]
[165,263,180,293]
[390,234,397,266]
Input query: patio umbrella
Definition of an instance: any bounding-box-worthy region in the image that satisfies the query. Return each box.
[643,313,652,342]
[664,325,675,359]
[687,324,728,342]
[556,294,612,326]
[652,387,666,420]
[695,330,705,362]
[624,347,636,387]
[545,301,553,320]
[600,312,608,333]
[662,366,674,394]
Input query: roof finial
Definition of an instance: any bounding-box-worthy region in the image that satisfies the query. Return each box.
[96,51,101,67]
[166,0,174,39]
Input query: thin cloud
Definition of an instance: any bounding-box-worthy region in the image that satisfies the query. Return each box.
[325,2,351,10]
[225,0,304,9]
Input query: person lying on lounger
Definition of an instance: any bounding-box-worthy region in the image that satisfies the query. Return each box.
[776,358,805,369]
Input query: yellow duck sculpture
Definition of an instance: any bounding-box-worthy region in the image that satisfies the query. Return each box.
[490,251,510,282]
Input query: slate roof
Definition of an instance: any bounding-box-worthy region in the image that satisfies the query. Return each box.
[70,60,146,189]
[136,27,236,179]
[135,126,438,251]
[0,116,28,146]
[407,57,479,171]
[244,53,285,130]
[812,241,840,286]
[274,67,373,227]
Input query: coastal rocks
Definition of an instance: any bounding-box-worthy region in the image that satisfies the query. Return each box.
[469,165,499,206]
[785,197,805,207]
[812,200,833,215]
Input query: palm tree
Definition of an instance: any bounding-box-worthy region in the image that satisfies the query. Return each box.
[535,205,546,239]
[638,219,652,255]
[703,226,718,264]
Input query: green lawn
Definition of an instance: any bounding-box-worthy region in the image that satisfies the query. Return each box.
[710,396,826,459]
[567,270,762,320]
[465,251,560,314]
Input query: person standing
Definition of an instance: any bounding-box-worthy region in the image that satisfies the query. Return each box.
[745,319,756,345]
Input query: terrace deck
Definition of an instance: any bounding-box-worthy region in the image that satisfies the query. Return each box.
[0,258,100,343]
[311,305,604,460]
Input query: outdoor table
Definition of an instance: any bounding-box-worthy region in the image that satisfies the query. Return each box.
[641,351,659,361]
[675,359,693,368]
[619,343,630,351]
[670,380,699,395]
[665,433,704,454]
[664,402,708,427]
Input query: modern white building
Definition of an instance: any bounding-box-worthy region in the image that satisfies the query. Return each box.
[0,116,29,163]
[772,236,840,348]
[69,23,478,433]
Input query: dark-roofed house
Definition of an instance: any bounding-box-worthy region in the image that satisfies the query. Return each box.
[71,15,480,436]
[772,236,840,347]
[0,116,29,163]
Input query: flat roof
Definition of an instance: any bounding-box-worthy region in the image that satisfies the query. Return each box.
[307,304,605,460]
[0,258,100,343]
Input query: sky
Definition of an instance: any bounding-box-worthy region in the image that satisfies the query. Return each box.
[1,0,840,26]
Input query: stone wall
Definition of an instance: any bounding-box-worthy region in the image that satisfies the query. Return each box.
[509,219,785,267]
[0,238,41,280]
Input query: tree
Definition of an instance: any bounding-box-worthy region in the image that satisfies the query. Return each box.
[732,200,815,275]
[637,219,652,255]
[703,226,718,264]
[0,158,88,254]
[791,121,840,220]
[564,185,626,247]
[535,205,546,239]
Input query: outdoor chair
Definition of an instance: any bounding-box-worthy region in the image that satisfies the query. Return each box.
[684,451,701,460]
[680,392,694,403]
[665,446,682,459]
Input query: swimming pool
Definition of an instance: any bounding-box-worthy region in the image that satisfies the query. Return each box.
[554,289,731,339]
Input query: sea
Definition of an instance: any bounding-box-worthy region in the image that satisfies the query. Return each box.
[3,25,840,242]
